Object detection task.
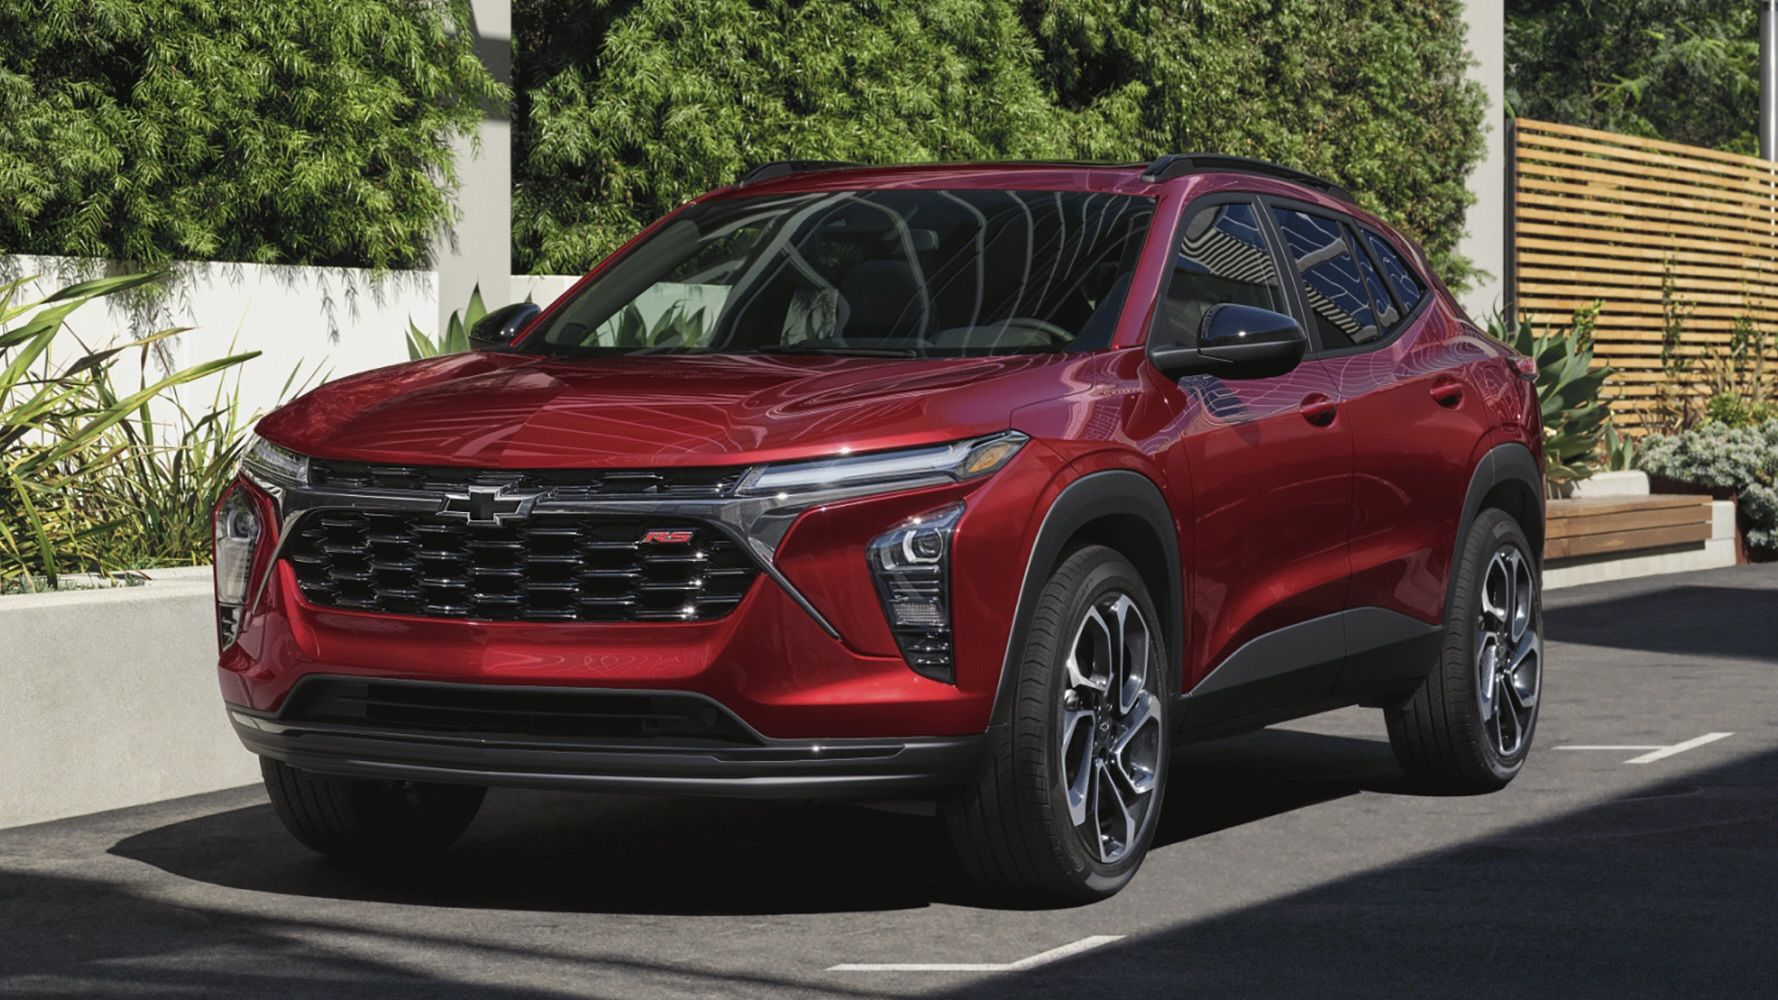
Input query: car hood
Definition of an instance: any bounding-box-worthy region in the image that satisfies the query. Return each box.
[255,352,1080,468]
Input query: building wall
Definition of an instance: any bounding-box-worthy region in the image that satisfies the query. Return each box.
[1459,0,1508,321]
[5,256,433,424]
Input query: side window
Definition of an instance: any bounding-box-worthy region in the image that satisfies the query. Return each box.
[1350,223,1401,332]
[1156,201,1285,348]
[1269,207,1380,349]
[1362,229,1426,310]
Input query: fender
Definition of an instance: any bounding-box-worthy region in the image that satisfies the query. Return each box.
[1453,441,1544,578]
[986,469,1183,729]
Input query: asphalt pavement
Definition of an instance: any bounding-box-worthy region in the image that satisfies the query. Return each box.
[3,563,1776,998]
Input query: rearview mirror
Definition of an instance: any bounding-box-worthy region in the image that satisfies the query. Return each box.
[470,302,542,352]
[1149,304,1307,380]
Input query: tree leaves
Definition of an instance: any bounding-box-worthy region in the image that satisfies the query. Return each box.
[0,0,505,269]
[1507,0,1761,156]
[512,0,1486,286]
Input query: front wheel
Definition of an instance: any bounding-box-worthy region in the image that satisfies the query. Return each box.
[1386,508,1543,791]
[944,545,1169,904]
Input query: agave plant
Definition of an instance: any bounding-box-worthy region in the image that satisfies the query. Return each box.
[406,284,486,359]
[604,302,708,348]
[1489,305,1616,494]
[0,271,256,588]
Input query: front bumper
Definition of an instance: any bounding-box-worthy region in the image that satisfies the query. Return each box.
[228,677,984,799]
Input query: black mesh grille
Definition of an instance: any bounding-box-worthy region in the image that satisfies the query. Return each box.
[307,459,743,500]
[286,512,758,622]
[279,678,759,746]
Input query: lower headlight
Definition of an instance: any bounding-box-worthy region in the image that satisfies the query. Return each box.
[213,490,262,648]
[869,503,964,683]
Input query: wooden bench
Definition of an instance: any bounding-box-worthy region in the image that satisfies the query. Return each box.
[1545,494,1714,561]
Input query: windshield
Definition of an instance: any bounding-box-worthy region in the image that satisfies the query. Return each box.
[520,189,1156,358]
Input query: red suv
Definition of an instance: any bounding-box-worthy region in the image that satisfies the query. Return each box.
[214,156,1544,902]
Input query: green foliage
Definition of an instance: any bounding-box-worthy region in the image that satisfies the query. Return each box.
[1603,421,1641,472]
[407,285,487,359]
[1490,304,1616,491]
[0,272,257,588]
[514,0,1487,283]
[1640,420,1778,555]
[603,303,707,349]
[92,356,295,570]
[1704,393,1778,429]
[0,0,504,268]
[1507,0,1761,155]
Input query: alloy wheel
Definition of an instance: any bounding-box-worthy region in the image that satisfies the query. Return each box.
[1058,591,1163,864]
[1476,545,1541,757]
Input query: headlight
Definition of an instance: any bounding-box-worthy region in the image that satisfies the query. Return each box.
[240,433,309,488]
[737,432,1026,496]
[869,503,965,683]
[213,489,262,648]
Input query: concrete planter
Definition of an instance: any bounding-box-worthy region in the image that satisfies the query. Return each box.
[0,566,257,829]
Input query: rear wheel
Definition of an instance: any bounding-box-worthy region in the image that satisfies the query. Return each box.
[944,545,1169,904]
[1386,509,1542,791]
[260,758,485,862]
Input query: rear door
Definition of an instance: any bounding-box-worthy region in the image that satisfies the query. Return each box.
[1288,214,1497,691]
[1150,195,1355,720]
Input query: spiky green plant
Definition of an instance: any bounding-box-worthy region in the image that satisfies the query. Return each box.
[1489,304,1616,494]
[605,303,708,349]
[405,285,487,359]
[0,271,256,588]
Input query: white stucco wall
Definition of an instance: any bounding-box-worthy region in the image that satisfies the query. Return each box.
[1459,0,1508,322]
[4,255,433,425]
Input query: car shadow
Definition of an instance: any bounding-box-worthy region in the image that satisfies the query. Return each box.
[1546,582,1778,665]
[929,744,1778,999]
[108,729,1403,915]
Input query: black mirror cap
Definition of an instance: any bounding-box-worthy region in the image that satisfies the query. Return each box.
[1150,304,1307,381]
[469,302,543,352]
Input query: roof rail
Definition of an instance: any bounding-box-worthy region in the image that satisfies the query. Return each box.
[1141,153,1354,203]
[735,160,860,186]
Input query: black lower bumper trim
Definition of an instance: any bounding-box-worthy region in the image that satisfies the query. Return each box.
[228,701,984,800]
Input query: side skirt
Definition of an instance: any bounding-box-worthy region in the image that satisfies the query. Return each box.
[1174,607,1441,741]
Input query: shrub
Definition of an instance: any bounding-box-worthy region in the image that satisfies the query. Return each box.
[1639,420,1778,556]
[0,0,503,269]
[513,0,1487,281]
[1490,305,1615,493]
[0,271,255,588]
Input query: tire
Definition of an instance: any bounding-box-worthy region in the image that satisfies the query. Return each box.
[1386,508,1543,792]
[260,758,486,863]
[944,545,1170,904]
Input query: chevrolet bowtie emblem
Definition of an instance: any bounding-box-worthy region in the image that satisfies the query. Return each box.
[437,485,541,526]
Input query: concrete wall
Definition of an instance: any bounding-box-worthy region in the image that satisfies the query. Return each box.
[436,0,514,323]
[5,255,434,427]
[1459,0,1508,321]
[0,568,258,829]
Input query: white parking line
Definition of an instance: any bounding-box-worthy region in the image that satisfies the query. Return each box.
[828,935,1125,972]
[1556,732,1733,764]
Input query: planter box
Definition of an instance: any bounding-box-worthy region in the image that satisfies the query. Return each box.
[0,566,257,829]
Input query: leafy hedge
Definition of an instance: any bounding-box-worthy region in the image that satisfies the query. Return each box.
[0,0,502,269]
[1640,420,1778,556]
[514,0,1487,282]
[1507,0,1761,157]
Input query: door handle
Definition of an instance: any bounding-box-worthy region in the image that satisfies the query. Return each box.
[1430,377,1465,408]
[1300,393,1338,427]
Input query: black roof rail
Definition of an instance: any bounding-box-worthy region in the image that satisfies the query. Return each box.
[1141,153,1354,203]
[736,160,861,186]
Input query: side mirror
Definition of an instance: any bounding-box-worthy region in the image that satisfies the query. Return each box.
[1149,304,1307,380]
[469,302,542,352]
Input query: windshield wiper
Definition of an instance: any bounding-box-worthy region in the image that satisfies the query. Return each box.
[750,344,922,358]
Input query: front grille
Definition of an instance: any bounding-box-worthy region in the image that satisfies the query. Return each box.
[280,678,760,746]
[286,511,759,622]
[308,459,744,500]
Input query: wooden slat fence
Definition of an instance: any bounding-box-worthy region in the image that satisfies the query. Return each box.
[1512,118,1778,433]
